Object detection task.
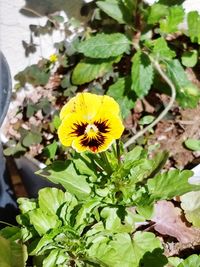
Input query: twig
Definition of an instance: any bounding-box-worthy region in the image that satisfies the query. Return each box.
[21,6,57,25]
[124,58,176,148]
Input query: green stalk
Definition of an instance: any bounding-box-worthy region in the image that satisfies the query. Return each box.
[100,151,113,175]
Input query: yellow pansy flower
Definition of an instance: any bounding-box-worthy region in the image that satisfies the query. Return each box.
[58,92,124,153]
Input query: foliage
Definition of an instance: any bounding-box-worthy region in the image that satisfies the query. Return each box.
[4,0,200,162]
[2,145,200,266]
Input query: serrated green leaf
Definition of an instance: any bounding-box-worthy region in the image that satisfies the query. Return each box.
[17,198,37,214]
[181,50,198,67]
[131,51,154,98]
[42,249,67,267]
[160,6,184,33]
[77,33,130,59]
[107,76,136,119]
[37,160,91,200]
[28,208,62,236]
[22,132,42,147]
[139,247,168,267]
[165,59,200,108]
[152,37,176,60]
[185,138,200,151]
[72,58,114,85]
[147,169,200,203]
[38,188,72,216]
[177,254,200,267]
[147,4,168,24]
[75,198,101,233]
[187,11,200,44]
[88,231,162,267]
[100,206,135,233]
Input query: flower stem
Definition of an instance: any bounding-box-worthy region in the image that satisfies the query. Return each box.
[100,151,113,175]
[116,139,121,165]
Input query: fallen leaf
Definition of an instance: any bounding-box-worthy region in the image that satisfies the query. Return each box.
[152,200,200,243]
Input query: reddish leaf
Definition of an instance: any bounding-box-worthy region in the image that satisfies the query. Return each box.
[152,200,200,243]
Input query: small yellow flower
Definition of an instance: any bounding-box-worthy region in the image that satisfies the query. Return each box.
[49,54,58,63]
[58,93,124,153]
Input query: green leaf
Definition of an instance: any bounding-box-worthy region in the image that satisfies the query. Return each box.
[37,98,51,115]
[38,188,75,216]
[100,206,135,233]
[42,249,67,267]
[160,6,184,33]
[152,37,176,60]
[26,103,38,117]
[37,160,91,200]
[181,191,200,227]
[3,142,26,156]
[185,138,200,151]
[51,15,64,23]
[131,51,154,98]
[168,257,182,267]
[43,141,58,160]
[75,198,101,233]
[139,115,154,125]
[107,76,136,119]
[139,247,168,267]
[72,58,114,85]
[15,64,50,86]
[52,115,61,130]
[97,0,133,24]
[123,146,146,163]
[147,169,200,203]
[77,33,130,59]
[165,59,200,108]
[88,231,162,267]
[147,4,168,24]
[178,255,200,267]
[187,11,200,44]
[0,227,21,242]
[0,236,27,267]
[22,132,42,147]
[28,208,62,236]
[181,50,198,67]
[17,198,37,214]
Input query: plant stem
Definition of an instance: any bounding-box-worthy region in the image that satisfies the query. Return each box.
[124,58,176,148]
[100,152,113,175]
[0,220,15,227]
[21,6,58,26]
[116,139,121,165]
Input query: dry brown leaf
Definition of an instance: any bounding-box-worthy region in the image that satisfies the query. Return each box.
[152,200,200,244]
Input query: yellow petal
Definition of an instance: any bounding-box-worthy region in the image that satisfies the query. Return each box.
[71,114,124,153]
[58,113,87,147]
[60,93,120,121]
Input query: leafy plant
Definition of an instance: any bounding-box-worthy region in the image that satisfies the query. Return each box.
[2,144,200,266]
[4,0,200,163]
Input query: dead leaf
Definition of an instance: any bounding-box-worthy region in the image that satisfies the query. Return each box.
[152,200,200,244]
